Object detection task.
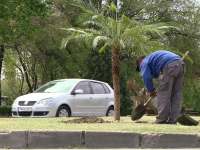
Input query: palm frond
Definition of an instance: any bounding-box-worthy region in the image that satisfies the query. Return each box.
[119,40,125,49]
[121,27,144,41]
[85,28,101,34]
[143,27,166,39]
[92,36,110,48]
[91,14,102,20]
[107,4,117,12]
[61,31,93,49]
[61,28,87,34]
[88,15,115,37]
[60,35,76,49]
[92,15,115,30]
[83,20,98,26]
[98,44,108,53]
[157,26,179,30]
[144,23,180,31]
[119,15,131,32]
[75,33,93,40]
[83,16,112,36]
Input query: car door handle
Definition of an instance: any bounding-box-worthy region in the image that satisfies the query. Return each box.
[106,96,109,99]
[90,97,93,99]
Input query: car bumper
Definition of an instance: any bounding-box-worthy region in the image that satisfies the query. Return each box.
[12,104,56,117]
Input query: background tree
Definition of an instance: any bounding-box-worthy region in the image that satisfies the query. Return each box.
[2,7,91,98]
[0,0,52,105]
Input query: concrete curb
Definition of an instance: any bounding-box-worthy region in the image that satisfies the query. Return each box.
[85,131,140,148]
[28,130,82,149]
[0,130,199,149]
[0,130,27,149]
[141,132,200,148]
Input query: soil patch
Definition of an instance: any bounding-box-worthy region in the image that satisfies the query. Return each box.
[61,116,148,124]
[61,117,111,124]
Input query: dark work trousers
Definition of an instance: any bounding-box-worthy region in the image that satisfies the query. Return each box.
[156,59,185,123]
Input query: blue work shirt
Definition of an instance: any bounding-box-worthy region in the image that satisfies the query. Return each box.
[139,50,181,93]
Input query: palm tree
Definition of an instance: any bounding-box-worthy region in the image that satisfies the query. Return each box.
[61,1,174,121]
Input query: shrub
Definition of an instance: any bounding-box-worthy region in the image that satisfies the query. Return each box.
[147,108,157,114]
[0,106,12,116]
[121,107,157,116]
[120,108,133,116]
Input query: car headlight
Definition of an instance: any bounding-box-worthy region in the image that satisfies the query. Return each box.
[37,98,54,105]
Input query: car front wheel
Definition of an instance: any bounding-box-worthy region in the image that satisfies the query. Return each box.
[56,106,70,117]
[106,107,114,116]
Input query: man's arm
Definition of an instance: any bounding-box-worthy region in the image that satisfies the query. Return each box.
[141,65,155,93]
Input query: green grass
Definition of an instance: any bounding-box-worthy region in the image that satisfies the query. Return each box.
[0,116,199,134]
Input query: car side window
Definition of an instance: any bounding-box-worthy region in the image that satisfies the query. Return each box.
[102,84,111,94]
[74,81,90,94]
[91,82,105,94]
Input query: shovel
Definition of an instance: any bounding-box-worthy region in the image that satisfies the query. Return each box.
[131,90,157,120]
[131,51,189,121]
[175,113,199,126]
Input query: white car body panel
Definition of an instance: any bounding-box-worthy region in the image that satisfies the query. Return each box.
[72,94,93,116]
[12,79,114,118]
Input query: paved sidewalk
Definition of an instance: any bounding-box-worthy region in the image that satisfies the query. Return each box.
[6,148,200,150]
[0,130,199,149]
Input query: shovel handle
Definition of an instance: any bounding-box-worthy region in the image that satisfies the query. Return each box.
[144,89,157,106]
[181,51,189,61]
[144,51,189,107]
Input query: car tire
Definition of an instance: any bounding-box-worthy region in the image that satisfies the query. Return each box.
[56,106,70,117]
[106,107,114,116]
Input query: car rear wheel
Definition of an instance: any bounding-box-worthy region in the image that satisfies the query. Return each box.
[106,107,114,116]
[56,106,70,117]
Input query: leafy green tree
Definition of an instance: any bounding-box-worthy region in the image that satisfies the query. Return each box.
[53,0,84,27]
[2,48,22,101]
[0,0,52,105]
[2,12,92,100]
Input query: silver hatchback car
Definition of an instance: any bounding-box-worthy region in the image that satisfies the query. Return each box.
[12,79,114,117]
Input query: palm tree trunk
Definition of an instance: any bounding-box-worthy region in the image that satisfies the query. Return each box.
[112,48,121,121]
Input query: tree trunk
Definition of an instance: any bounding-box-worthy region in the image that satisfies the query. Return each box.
[14,64,24,95]
[112,47,121,121]
[15,44,33,93]
[0,45,5,106]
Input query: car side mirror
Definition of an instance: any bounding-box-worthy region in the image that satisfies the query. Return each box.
[74,89,84,94]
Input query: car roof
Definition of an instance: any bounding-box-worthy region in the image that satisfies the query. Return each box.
[52,78,107,84]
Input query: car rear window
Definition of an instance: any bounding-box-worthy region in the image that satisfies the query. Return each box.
[91,82,106,94]
[102,84,111,94]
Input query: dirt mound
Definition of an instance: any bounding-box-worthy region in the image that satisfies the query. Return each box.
[61,117,148,124]
[61,117,112,124]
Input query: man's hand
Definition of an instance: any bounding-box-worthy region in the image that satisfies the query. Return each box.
[149,91,157,97]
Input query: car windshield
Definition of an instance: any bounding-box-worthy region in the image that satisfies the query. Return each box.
[34,80,77,93]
